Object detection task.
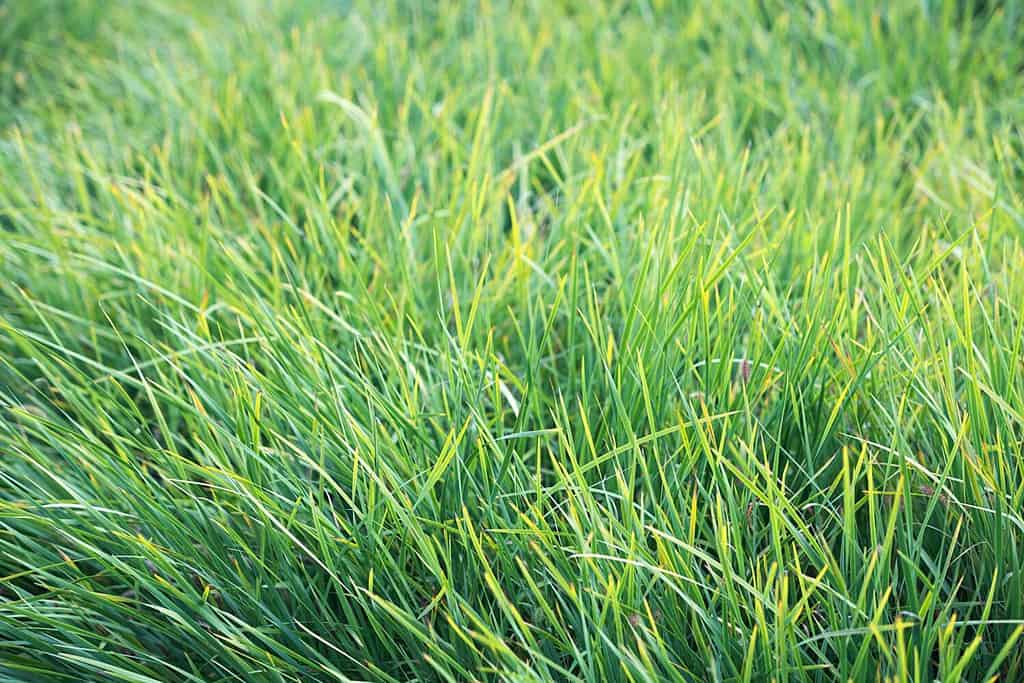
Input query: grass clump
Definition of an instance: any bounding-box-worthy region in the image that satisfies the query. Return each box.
[2,0,1024,680]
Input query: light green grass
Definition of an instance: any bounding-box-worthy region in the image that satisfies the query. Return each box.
[2,0,1023,680]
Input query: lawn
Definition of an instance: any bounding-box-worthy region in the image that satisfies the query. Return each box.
[2,1,1024,680]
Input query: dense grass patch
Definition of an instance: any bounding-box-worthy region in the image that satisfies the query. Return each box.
[2,1,1024,680]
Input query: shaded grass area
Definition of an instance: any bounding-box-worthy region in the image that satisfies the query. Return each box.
[2,0,1024,680]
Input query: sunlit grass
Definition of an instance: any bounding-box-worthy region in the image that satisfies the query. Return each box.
[2,1,1023,680]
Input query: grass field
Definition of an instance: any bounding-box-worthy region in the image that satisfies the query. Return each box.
[2,1,1024,680]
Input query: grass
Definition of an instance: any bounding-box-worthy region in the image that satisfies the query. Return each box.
[1,0,1023,680]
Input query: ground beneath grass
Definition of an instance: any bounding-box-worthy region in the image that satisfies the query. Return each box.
[2,1,1024,681]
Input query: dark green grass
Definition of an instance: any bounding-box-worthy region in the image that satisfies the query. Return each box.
[2,0,1024,680]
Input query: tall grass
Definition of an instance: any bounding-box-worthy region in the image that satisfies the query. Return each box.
[2,0,1023,680]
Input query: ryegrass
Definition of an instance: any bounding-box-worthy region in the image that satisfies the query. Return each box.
[2,0,1024,680]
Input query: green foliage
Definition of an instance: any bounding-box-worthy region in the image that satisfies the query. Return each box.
[2,0,1023,680]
